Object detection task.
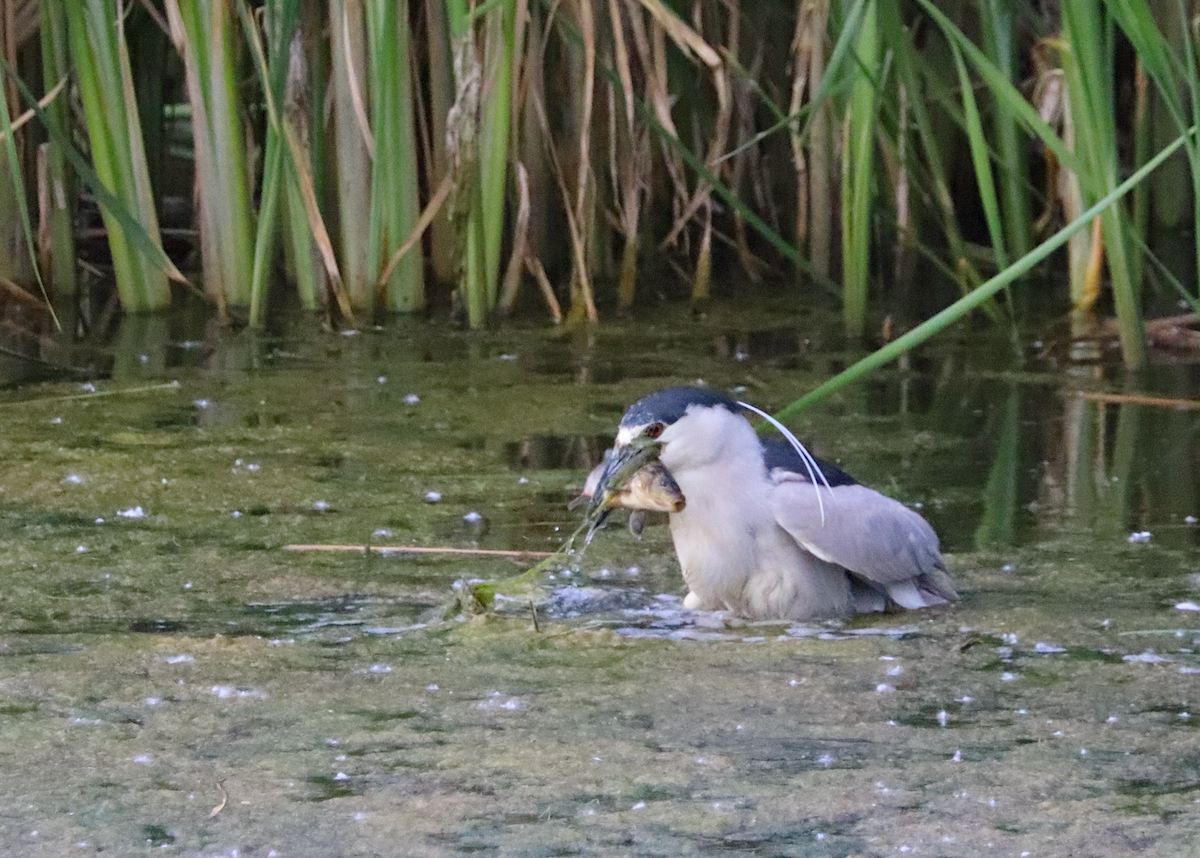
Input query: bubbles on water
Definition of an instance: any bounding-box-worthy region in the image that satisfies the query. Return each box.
[476,691,528,711]
[210,686,268,700]
[1123,651,1168,663]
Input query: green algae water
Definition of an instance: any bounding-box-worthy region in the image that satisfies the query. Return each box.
[0,302,1198,856]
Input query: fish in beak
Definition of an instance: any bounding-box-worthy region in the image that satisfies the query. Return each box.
[572,443,685,541]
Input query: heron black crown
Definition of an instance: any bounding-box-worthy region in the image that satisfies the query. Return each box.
[620,387,742,429]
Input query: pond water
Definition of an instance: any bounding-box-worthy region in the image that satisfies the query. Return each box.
[0,300,1198,857]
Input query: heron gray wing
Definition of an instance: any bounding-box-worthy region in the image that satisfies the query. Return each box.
[769,474,958,609]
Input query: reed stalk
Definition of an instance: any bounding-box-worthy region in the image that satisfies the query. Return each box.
[366,0,424,313]
[1140,2,1192,234]
[246,0,289,323]
[563,0,599,320]
[950,39,1007,269]
[0,0,28,291]
[608,0,647,308]
[330,0,373,308]
[877,2,987,309]
[38,0,75,302]
[840,0,878,338]
[446,0,488,327]
[0,33,41,310]
[239,0,349,319]
[791,0,833,285]
[64,0,170,311]
[165,0,256,313]
[478,0,516,311]
[1106,0,1200,299]
[981,0,1032,261]
[1060,0,1145,369]
[248,0,322,323]
[423,0,458,287]
[279,3,324,312]
[1130,57,1150,295]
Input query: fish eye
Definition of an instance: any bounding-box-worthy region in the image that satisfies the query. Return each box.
[644,422,665,440]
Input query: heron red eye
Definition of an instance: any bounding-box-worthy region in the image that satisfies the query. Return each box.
[644,422,664,439]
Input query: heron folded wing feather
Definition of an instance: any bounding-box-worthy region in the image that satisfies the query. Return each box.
[769,476,958,607]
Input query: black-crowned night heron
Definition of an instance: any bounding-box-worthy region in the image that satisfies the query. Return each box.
[587,387,957,620]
